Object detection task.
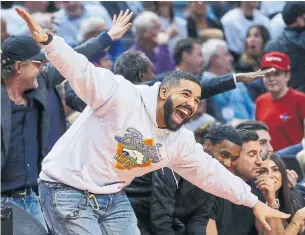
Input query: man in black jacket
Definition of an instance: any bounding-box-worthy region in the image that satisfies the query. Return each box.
[264,1,305,92]
[1,31,118,229]
[125,124,243,235]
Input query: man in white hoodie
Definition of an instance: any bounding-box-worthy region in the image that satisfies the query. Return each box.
[16,8,290,235]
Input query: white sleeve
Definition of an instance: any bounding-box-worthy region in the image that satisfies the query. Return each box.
[221,23,243,54]
[42,36,118,111]
[171,140,258,208]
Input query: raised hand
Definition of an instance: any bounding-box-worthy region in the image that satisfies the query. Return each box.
[108,9,133,41]
[253,200,290,231]
[15,8,48,43]
[236,68,276,83]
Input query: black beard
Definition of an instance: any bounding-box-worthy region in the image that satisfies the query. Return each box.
[163,96,191,131]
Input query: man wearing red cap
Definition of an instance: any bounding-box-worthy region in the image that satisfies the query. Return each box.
[255,52,305,151]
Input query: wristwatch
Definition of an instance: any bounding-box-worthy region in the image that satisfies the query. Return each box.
[40,29,53,45]
[267,199,280,210]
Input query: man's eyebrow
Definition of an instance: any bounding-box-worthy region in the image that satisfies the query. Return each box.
[181,89,192,93]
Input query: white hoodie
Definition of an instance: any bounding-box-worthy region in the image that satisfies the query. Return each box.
[40,35,258,208]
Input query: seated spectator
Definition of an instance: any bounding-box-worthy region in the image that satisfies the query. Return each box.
[52,1,112,47]
[207,129,266,235]
[150,1,188,54]
[78,16,124,62]
[221,1,270,61]
[186,1,223,41]
[255,52,305,151]
[264,1,305,92]
[236,120,301,189]
[257,153,305,235]
[235,25,270,100]
[130,11,175,75]
[125,124,243,235]
[65,50,155,112]
[202,39,255,122]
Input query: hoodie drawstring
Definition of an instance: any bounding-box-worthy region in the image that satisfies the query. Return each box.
[141,95,179,189]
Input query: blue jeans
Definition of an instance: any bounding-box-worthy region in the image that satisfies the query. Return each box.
[1,190,47,231]
[38,179,140,235]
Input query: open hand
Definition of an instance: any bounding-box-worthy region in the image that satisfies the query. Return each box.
[108,9,133,41]
[253,200,290,231]
[236,68,276,83]
[15,7,48,43]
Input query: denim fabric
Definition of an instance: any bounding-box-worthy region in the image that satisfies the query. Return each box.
[1,191,47,231]
[38,179,140,235]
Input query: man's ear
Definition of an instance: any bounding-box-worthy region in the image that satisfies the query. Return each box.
[159,87,169,100]
[139,71,144,82]
[203,139,212,152]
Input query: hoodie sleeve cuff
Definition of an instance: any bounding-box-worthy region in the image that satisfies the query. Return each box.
[42,36,64,54]
[244,193,258,208]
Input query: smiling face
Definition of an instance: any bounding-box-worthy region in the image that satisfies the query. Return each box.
[160,79,201,131]
[259,159,283,192]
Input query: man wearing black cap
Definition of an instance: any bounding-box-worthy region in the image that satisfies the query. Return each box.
[265,1,305,92]
[1,23,128,230]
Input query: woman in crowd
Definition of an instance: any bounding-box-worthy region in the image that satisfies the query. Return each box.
[235,25,270,100]
[256,153,305,235]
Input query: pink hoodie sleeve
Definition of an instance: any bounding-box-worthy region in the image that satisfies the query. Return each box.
[171,136,258,208]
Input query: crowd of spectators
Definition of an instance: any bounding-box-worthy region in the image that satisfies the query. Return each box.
[1,1,305,235]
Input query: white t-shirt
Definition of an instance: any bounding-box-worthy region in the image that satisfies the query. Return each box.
[221,8,270,55]
[269,13,285,40]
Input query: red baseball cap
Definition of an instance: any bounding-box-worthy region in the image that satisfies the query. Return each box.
[261,52,291,72]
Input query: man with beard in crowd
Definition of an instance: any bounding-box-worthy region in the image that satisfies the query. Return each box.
[17,8,289,235]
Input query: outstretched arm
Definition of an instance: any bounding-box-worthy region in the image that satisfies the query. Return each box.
[16,8,133,110]
[172,139,290,232]
[200,69,275,99]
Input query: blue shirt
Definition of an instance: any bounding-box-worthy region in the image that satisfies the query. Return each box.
[1,99,40,192]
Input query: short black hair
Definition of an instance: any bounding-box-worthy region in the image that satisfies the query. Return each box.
[236,120,269,132]
[173,38,199,66]
[205,124,243,146]
[114,50,152,84]
[160,70,200,89]
[236,129,259,143]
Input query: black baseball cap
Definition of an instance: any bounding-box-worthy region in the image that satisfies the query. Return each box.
[1,35,46,61]
[282,1,305,25]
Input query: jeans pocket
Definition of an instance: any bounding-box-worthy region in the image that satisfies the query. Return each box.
[54,188,88,220]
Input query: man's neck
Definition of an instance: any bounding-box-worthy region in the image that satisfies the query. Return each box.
[3,78,26,103]
[207,66,228,76]
[270,87,289,100]
[136,39,156,54]
[240,5,254,17]
[176,64,196,75]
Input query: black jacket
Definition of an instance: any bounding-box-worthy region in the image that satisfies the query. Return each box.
[264,27,305,92]
[125,169,214,235]
[1,33,113,169]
